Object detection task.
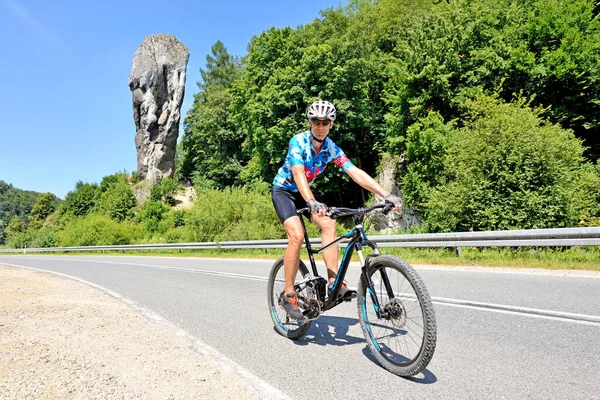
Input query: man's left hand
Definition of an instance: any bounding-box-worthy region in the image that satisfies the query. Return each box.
[385,194,403,212]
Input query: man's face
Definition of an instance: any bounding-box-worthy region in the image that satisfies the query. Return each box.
[309,118,332,141]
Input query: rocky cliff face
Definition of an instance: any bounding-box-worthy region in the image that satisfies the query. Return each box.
[129,34,189,185]
[371,154,422,233]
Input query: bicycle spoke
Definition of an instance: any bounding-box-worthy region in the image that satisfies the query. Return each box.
[359,258,436,374]
[268,258,313,339]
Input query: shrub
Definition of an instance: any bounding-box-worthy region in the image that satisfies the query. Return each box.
[574,161,600,226]
[6,231,34,249]
[30,227,60,248]
[136,200,169,233]
[156,209,187,235]
[163,226,195,243]
[98,181,136,221]
[424,94,595,232]
[186,186,286,242]
[191,173,216,194]
[150,178,179,205]
[60,214,144,246]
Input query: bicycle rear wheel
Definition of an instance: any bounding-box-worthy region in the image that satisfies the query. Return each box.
[357,255,436,377]
[267,256,312,339]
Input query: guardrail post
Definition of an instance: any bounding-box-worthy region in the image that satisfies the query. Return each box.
[456,247,462,257]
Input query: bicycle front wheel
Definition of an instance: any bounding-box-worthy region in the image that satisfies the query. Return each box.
[267,256,312,340]
[357,255,436,377]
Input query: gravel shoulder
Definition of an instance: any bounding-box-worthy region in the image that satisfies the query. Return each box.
[0,265,283,400]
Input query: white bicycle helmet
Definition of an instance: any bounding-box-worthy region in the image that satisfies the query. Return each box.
[307,100,337,121]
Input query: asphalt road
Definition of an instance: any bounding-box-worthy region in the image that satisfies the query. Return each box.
[2,255,599,400]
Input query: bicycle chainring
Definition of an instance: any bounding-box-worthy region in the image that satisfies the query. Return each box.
[303,298,322,320]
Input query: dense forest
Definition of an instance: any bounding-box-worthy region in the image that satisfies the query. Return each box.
[2,0,600,248]
[0,181,42,245]
[180,0,600,227]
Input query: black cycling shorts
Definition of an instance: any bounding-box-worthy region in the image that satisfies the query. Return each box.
[271,186,311,223]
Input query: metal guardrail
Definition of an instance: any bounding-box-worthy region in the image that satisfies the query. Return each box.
[0,227,599,254]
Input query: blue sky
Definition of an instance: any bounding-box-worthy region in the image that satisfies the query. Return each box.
[0,0,348,198]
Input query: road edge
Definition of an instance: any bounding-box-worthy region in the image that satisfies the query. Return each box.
[0,262,293,400]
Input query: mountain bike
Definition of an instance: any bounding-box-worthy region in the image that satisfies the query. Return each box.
[267,203,437,377]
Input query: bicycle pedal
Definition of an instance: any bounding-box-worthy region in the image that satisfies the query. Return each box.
[342,291,357,302]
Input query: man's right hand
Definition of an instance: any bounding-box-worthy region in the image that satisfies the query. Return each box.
[307,199,327,214]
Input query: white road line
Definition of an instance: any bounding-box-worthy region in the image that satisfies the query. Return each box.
[413,264,600,278]
[8,254,600,278]
[9,256,269,281]
[3,257,600,326]
[431,296,600,326]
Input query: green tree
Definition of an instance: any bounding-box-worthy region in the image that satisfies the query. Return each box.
[232,12,391,205]
[0,219,5,244]
[176,0,600,229]
[29,193,58,230]
[179,41,246,187]
[4,215,26,238]
[402,112,458,207]
[99,181,136,221]
[100,171,128,193]
[0,180,40,237]
[62,181,100,217]
[505,0,600,159]
[380,0,600,160]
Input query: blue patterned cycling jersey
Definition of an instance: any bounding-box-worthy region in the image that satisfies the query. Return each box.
[273,131,355,192]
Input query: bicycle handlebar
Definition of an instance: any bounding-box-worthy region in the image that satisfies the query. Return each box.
[297,202,393,219]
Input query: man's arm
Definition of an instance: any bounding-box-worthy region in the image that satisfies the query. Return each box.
[346,166,402,211]
[345,166,390,198]
[291,165,327,215]
[291,165,316,202]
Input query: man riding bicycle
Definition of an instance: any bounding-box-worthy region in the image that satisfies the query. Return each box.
[271,100,402,320]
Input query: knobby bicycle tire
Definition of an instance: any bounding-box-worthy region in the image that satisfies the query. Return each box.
[357,255,437,377]
[267,256,312,339]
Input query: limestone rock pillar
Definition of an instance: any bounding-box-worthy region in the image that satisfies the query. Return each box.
[129,34,190,185]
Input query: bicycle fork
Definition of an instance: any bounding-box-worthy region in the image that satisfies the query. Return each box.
[359,247,395,320]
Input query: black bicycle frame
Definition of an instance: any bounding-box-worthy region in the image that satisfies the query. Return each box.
[297,213,388,316]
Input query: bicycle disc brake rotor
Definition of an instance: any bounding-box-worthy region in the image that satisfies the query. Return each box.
[384,298,407,328]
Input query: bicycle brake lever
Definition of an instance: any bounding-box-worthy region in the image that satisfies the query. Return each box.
[382,202,394,215]
[326,208,339,219]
